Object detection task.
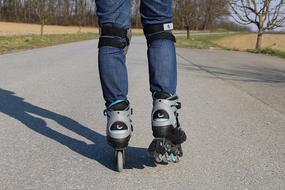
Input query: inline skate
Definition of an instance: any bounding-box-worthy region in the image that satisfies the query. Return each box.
[104,100,133,172]
[148,92,187,163]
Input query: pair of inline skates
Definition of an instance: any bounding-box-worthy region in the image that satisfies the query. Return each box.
[104,92,187,172]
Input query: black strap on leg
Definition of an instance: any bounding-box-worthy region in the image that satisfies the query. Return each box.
[98,38,129,49]
[100,26,128,37]
[143,23,176,45]
[98,26,129,48]
[147,32,176,44]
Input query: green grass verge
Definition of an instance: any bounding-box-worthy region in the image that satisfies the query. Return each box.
[176,32,285,59]
[247,48,285,59]
[0,33,98,54]
[176,32,240,49]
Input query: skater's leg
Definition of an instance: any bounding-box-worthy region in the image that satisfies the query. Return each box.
[96,0,131,107]
[140,0,186,162]
[96,0,132,171]
[140,0,177,95]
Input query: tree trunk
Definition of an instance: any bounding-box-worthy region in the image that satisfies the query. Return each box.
[186,26,190,39]
[41,19,44,36]
[256,30,263,49]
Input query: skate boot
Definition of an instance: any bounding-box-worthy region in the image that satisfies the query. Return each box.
[148,92,187,163]
[104,100,133,172]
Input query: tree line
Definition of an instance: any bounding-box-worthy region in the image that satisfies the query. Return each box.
[0,0,245,31]
[2,0,284,49]
[0,0,97,26]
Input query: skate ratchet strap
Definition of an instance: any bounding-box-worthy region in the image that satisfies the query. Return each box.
[98,26,129,48]
[167,95,181,109]
[143,23,176,44]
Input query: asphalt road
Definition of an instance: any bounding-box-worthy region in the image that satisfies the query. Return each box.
[0,36,284,190]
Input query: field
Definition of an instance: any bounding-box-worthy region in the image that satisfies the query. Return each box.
[214,33,285,51]
[1,22,285,58]
[176,32,285,58]
[176,32,238,49]
[0,22,100,54]
[0,22,146,54]
[0,22,99,35]
[0,22,144,36]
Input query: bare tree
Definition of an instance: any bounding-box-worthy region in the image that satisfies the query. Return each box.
[174,0,202,39]
[228,0,285,49]
[77,0,86,32]
[201,0,229,30]
[131,0,141,28]
[32,0,49,35]
[174,0,229,34]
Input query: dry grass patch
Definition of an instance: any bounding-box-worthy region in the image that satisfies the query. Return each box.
[0,22,98,36]
[214,33,285,51]
[0,22,146,36]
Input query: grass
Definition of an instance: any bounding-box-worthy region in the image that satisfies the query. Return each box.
[1,27,284,59]
[176,32,285,59]
[247,48,285,59]
[214,33,285,51]
[176,32,242,49]
[0,33,98,54]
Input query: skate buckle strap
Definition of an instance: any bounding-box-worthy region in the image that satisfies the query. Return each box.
[169,99,181,110]
[174,101,181,109]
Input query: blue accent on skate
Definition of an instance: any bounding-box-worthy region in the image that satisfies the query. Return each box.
[110,129,128,134]
[108,99,126,109]
[154,118,168,122]
[171,153,175,161]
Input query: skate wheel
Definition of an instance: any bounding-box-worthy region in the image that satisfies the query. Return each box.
[162,154,169,163]
[170,153,180,163]
[116,151,124,172]
[175,156,180,163]
[154,152,163,163]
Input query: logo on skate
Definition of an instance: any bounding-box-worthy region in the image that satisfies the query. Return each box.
[158,113,165,118]
[153,110,169,120]
[111,122,128,131]
[116,124,123,130]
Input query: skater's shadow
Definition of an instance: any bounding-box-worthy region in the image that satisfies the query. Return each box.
[0,88,155,171]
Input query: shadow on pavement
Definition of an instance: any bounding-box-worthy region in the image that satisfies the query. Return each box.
[0,88,156,171]
[179,63,285,84]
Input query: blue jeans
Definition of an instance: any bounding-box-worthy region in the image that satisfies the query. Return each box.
[96,0,177,106]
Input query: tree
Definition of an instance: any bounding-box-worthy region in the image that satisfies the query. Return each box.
[174,0,198,38]
[0,0,98,27]
[32,0,49,35]
[228,0,285,49]
[173,0,229,33]
[200,0,230,30]
[131,0,141,28]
